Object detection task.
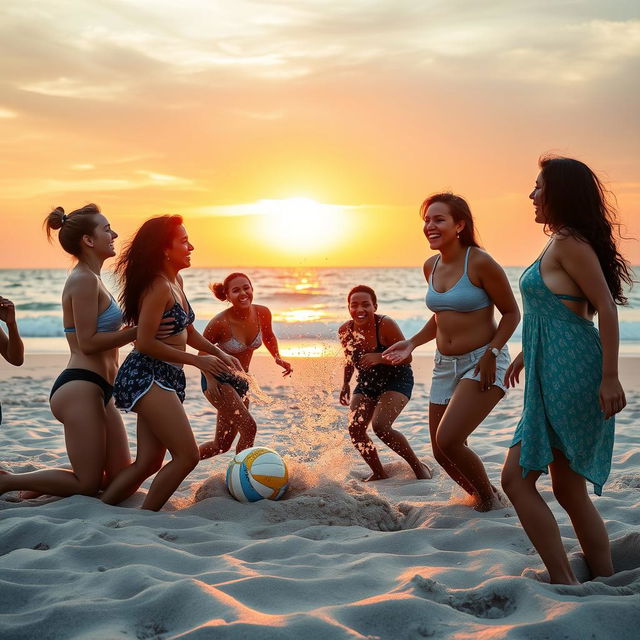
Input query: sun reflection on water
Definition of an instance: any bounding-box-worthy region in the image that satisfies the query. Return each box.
[272,308,328,323]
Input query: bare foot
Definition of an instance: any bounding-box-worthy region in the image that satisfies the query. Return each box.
[0,469,11,497]
[19,490,44,500]
[472,486,508,512]
[415,462,433,480]
[363,471,389,482]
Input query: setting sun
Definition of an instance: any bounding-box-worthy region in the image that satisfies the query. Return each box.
[257,198,349,254]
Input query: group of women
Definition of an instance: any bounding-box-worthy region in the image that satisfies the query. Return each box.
[0,155,632,586]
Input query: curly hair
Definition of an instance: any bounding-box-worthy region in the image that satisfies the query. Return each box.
[115,215,184,324]
[539,155,633,305]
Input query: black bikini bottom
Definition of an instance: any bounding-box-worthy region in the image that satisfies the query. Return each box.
[50,368,114,407]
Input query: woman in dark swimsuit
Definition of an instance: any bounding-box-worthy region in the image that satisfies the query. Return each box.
[198,272,292,460]
[339,285,431,481]
[100,216,243,511]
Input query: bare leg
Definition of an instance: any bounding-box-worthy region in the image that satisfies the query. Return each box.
[103,399,132,486]
[371,391,431,479]
[501,444,578,584]
[347,394,386,481]
[102,385,199,511]
[0,381,106,497]
[101,413,166,505]
[550,449,613,579]
[435,379,504,510]
[429,402,475,495]
[199,382,256,459]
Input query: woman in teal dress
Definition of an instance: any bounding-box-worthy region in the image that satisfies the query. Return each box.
[501,156,632,584]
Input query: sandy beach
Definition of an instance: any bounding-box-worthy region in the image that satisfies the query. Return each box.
[1,351,639,639]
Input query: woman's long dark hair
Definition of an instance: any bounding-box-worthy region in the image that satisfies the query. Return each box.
[115,215,184,324]
[539,155,633,305]
[420,193,480,248]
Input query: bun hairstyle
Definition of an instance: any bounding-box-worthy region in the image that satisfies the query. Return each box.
[420,193,480,248]
[210,272,252,301]
[44,203,102,257]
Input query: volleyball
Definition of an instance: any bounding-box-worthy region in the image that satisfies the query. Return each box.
[226,446,289,502]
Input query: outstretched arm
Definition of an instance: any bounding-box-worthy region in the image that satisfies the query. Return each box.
[187,324,243,372]
[382,315,437,364]
[0,297,24,366]
[259,307,292,376]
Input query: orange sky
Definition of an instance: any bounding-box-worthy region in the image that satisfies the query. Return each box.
[1,1,638,268]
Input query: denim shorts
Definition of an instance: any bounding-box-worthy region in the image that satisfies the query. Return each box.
[430,344,510,405]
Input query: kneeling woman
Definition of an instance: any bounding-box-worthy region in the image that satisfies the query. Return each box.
[339,285,431,481]
[384,193,520,510]
[100,216,244,511]
[1,205,133,499]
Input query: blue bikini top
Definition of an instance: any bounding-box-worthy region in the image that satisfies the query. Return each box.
[426,247,492,313]
[64,295,123,333]
[161,288,195,336]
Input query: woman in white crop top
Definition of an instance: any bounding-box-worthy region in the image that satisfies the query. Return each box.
[198,272,292,460]
[384,193,520,511]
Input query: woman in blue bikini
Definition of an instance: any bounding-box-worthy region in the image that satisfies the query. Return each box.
[501,157,631,584]
[198,272,292,460]
[384,193,520,510]
[100,216,245,511]
[1,205,136,499]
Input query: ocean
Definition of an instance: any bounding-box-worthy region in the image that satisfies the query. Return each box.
[1,266,639,356]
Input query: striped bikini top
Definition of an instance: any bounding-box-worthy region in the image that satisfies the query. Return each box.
[64,295,123,333]
[426,247,492,313]
[219,329,262,355]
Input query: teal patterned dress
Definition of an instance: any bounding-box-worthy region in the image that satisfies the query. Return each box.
[511,258,614,495]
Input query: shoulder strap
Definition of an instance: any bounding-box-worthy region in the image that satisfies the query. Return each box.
[429,255,440,282]
[375,314,385,348]
[463,246,471,273]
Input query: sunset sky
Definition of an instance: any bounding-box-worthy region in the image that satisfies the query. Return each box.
[1,1,638,268]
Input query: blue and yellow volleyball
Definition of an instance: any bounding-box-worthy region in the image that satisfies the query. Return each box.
[226,446,289,502]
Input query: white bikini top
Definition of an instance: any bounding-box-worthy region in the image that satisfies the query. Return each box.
[218,329,262,355]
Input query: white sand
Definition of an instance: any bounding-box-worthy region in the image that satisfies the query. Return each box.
[1,352,639,639]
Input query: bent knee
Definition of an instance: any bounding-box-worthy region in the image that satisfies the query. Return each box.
[552,483,588,509]
[501,468,526,499]
[137,457,164,478]
[172,449,200,471]
[76,476,103,496]
[372,421,393,438]
[435,432,460,455]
